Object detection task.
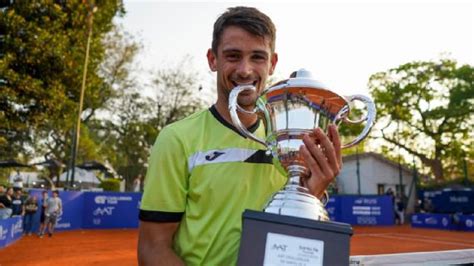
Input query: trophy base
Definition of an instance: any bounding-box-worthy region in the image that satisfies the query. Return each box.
[237,210,352,266]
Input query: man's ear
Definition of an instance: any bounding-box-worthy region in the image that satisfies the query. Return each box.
[269,52,278,75]
[207,49,217,72]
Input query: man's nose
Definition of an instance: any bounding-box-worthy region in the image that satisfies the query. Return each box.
[235,59,253,78]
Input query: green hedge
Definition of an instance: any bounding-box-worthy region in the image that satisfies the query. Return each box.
[99,178,121,192]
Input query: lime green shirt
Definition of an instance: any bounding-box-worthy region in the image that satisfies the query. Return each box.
[140,106,286,265]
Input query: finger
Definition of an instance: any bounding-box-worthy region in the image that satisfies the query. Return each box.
[303,132,334,180]
[300,144,325,198]
[313,128,339,176]
[328,124,342,167]
[299,140,323,179]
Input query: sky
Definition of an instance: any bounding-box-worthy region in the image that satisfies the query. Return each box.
[118,0,473,98]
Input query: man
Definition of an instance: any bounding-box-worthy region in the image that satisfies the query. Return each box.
[133,175,142,192]
[37,190,48,236]
[10,188,25,217]
[23,194,39,235]
[138,6,342,265]
[0,187,14,219]
[40,190,62,238]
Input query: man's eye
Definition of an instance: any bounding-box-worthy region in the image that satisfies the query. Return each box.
[252,55,267,61]
[226,54,240,61]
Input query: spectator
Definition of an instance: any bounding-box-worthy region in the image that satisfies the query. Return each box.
[40,190,62,238]
[11,188,25,216]
[0,184,5,195]
[422,197,434,213]
[395,193,405,225]
[23,194,39,236]
[133,175,142,192]
[37,190,48,236]
[385,188,396,223]
[0,187,14,219]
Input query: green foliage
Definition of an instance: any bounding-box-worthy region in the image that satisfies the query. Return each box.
[99,178,121,192]
[1,3,209,191]
[369,58,474,180]
[91,57,207,190]
[0,1,125,160]
[0,177,9,187]
[417,176,474,190]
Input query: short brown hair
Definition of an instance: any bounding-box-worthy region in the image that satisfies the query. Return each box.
[212,6,276,54]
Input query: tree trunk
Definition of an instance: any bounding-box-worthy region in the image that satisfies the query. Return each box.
[418,157,444,180]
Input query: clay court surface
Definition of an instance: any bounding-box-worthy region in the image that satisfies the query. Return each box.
[0,225,473,265]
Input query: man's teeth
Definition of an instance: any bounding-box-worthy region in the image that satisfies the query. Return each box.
[234,82,257,86]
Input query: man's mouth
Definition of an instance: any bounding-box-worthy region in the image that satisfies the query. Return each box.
[231,81,258,88]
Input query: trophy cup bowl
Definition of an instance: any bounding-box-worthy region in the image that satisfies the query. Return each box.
[229,69,376,221]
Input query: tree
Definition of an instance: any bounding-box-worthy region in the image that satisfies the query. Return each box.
[369,58,473,180]
[88,57,208,190]
[148,57,208,130]
[0,1,126,161]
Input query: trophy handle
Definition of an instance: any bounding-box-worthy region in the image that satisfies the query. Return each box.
[341,94,377,148]
[229,85,267,146]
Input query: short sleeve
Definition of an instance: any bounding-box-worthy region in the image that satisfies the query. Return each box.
[139,126,188,223]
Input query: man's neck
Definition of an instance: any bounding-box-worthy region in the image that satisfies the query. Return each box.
[214,100,258,129]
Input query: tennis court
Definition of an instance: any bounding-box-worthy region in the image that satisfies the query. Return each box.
[1,225,473,265]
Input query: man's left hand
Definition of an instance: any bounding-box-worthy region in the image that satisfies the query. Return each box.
[300,124,342,199]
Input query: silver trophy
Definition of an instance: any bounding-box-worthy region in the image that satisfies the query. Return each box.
[229,69,376,221]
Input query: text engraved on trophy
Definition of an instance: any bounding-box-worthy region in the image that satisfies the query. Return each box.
[263,232,324,266]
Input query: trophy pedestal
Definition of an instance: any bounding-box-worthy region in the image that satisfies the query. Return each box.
[237,210,352,266]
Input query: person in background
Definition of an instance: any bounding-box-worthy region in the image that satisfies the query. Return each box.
[395,193,405,225]
[133,175,142,192]
[0,184,5,195]
[23,194,39,235]
[40,190,62,238]
[10,188,25,217]
[0,187,14,219]
[38,190,48,236]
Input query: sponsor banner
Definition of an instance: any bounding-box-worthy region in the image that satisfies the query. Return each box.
[28,189,84,232]
[419,189,474,213]
[325,196,341,222]
[411,213,451,230]
[457,215,474,232]
[0,216,22,248]
[338,195,394,226]
[326,195,394,225]
[82,192,141,229]
[56,190,84,231]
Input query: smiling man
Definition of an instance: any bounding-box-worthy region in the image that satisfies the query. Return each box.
[138,6,342,266]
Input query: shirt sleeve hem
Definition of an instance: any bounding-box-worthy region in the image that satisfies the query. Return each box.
[139,209,184,223]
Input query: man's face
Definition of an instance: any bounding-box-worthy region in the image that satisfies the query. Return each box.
[207,26,278,109]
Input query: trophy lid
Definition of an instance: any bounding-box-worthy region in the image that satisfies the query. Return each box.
[265,68,330,91]
[263,69,349,116]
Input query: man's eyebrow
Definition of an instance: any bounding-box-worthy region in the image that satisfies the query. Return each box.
[221,48,269,56]
[222,48,241,54]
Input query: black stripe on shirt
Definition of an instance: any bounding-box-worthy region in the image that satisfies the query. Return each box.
[139,209,184,223]
[209,105,260,138]
[244,149,274,164]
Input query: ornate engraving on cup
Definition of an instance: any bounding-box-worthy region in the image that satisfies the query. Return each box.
[229,69,376,221]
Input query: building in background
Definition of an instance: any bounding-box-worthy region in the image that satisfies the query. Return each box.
[337,152,417,213]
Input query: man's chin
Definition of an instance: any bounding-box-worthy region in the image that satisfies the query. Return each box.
[237,99,257,112]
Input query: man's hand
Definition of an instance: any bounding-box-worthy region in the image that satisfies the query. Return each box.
[300,124,342,199]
